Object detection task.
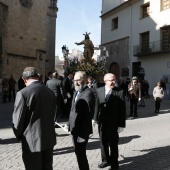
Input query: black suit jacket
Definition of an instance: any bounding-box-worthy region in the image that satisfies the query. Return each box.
[62,77,74,97]
[68,86,95,139]
[12,81,56,152]
[94,86,126,130]
[46,78,66,101]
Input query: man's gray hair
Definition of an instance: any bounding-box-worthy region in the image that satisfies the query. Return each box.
[75,71,87,80]
[22,67,39,80]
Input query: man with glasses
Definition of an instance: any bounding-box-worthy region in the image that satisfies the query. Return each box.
[93,73,126,170]
[65,71,95,170]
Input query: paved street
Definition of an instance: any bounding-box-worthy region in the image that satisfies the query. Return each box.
[0,97,170,170]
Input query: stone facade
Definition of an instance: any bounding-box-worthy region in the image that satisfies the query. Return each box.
[0,0,56,80]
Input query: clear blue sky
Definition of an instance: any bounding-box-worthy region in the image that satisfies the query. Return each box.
[55,0,102,57]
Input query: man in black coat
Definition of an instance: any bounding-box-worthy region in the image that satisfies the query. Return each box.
[66,71,95,170]
[93,73,126,170]
[12,67,56,170]
[46,71,67,122]
[62,71,74,118]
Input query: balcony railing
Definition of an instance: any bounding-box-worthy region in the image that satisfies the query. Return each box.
[133,40,170,56]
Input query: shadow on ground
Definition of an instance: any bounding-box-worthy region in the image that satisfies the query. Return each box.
[0,138,19,144]
[119,145,170,170]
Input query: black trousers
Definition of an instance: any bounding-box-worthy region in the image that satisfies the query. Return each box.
[155,98,161,111]
[2,91,8,103]
[130,97,138,115]
[63,97,72,118]
[8,88,15,101]
[99,125,119,168]
[54,97,61,122]
[22,138,53,170]
[72,135,89,170]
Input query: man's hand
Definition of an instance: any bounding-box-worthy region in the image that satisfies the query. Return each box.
[63,124,69,132]
[67,93,71,98]
[64,99,67,104]
[128,87,133,91]
[92,120,97,126]
[138,98,141,101]
[77,137,85,143]
[117,127,124,133]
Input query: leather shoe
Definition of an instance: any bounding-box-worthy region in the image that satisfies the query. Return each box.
[98,162,109,168]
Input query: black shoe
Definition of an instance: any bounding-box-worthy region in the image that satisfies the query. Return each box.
[134,115,138,118]
[129,114,133,117]
[98,162,109,168]
[108,166,119,170]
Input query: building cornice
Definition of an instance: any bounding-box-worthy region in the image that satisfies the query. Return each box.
[101,0,140,19]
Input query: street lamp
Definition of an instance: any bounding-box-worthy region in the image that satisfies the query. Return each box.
[62,45,69,59]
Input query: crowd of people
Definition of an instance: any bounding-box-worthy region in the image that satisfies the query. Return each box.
[1,66,166,170]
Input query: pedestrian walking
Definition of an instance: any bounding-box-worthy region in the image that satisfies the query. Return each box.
[144,80,150,98]
[46,71,67,123]
[12,67,56,170]
[153,82,164,113]
[44,71,53,85]
[128,76,141,117]
[2,75,9,103]
[62,71,74,118]
[8,74,16,101]
[160,79,166,91]
[87,75,100,137]
[18,76,26,90]
[93,73,126,170]
[65,71,95,170]
[118,77,126,98]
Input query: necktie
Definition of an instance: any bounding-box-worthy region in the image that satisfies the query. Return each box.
[75,91,80,102]
[105,90,112,102]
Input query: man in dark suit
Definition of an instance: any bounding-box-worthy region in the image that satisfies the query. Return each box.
[87,75,100,97]
[87,75,100,136]
[93,73,126,170]
[62,71,74,118]
[44,71,53,85]
[12,67,56,170]
[46,71,67,122]
[66,71,95,170]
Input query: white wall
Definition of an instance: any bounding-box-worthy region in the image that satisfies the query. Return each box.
[101,7,131,44]
[101,0,170,90]
[142,54,170,94]
[102,0,128,14]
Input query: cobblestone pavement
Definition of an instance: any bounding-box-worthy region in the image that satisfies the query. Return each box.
[0,97,170,170]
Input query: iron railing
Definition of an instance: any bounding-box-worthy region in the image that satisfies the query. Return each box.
[133,40,170,56]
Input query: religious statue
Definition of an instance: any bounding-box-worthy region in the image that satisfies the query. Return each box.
[75,32,94,63]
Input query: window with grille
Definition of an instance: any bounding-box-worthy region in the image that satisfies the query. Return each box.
[161,0,170,11]
[162,26,170,51]
[111,17,118,30]
[141,32,150,53]
[141,3,150,18]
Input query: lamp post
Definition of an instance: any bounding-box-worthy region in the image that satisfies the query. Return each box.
[62,45,69,59]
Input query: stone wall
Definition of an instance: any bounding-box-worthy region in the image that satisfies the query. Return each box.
[0,0,56,80]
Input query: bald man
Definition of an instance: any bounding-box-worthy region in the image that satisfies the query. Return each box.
[93,73,126,170]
